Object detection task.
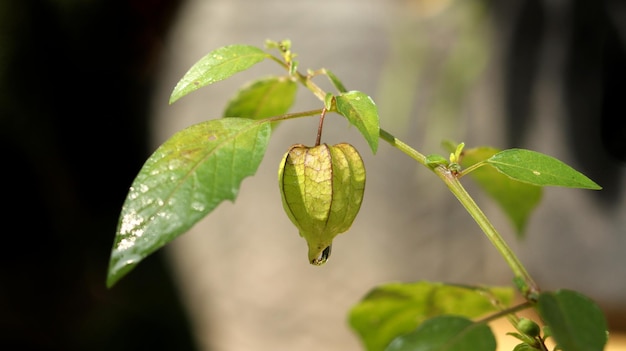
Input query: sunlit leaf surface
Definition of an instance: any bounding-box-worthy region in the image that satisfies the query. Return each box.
[386,315,496,351]
[349,281,513,351]
[223,76,297,121]
[107,118,271,287]
[335,91,380,154]
[487,149,601,189]
[170,45,269,104]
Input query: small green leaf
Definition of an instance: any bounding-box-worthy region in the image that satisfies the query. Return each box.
[425,154,449,168]
[486,149,601,189]
[462,147,542,237]
[537,289,608,351]
[223,76,297,122]
[451,142,465,164]
[335,91,380,154]
[169,45,269,104]
[107,118,271,287]
[348,281,513,351]
[385,315,496,351]
[513,343,540,351]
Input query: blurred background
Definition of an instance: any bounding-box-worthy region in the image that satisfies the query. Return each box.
[1,0,624,350]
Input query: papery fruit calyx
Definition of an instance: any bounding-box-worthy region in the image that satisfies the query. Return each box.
[278,143,366,265]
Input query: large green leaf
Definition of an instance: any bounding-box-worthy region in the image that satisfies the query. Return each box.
[461,147,542,237]
[385,315,496,351]
[169,45,269,104]
[537,290,608,351]
[335,91,380,154]
[486,149,601,189]
[223,76,297,121]
[348,281,513,351]
[107,118,271,287]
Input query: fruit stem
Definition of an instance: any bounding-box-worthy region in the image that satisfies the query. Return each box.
[315,108,327,146]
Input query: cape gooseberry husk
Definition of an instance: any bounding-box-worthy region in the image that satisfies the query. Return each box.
[278,143,366,265]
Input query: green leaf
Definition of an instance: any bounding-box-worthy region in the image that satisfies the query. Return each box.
[107,118,271,287]
[385,315,496,351]
[335,91,380,154]
[169,45,269,104]
[513,343,540,351]
[537,289,608,351]
[486,149,601,189]
[462,147,542,237]
[348,281,513,351]
[223,76,297,123]
[426,154,449,169]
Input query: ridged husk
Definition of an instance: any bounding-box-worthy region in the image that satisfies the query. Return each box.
[278,143,365,265]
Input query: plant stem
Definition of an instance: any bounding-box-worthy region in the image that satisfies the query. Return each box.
[458,160,487,178]
[315,108,327,146]
[435,166,538,295]
[267,109,324,123]
[269,54,336,103]
[296,72,328,102]
[380,128,539,298]
[476,300,534,325]
[379,128,427,165]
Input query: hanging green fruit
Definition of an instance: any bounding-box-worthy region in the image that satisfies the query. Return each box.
[278,143,366,265]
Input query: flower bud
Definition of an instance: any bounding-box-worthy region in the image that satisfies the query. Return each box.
[278,143,366,265]
[517,318,541,338]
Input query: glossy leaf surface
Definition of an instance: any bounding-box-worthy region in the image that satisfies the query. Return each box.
[107,118,271,287]
[335,91,380,154]
[487,149,601,189]
[537,289,608,351]
[385,315,496,351]
[223,76,297,121]
[349,281,513,351]
[169,45,269,104]
[462,147,542,237]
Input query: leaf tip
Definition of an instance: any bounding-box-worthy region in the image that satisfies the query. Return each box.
[168,94,179,105]
[586,181,602,190]
[105,273,119,289]
[369,137,379,155]
[106,256,139,289]
[169,82,186,105]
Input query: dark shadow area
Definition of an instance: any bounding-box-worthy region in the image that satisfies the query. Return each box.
[499,0,626,205]
[496,0,626,331]
[0,0,197,350]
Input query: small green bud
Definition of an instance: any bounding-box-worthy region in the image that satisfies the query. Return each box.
[517,318,541,338]
[278,143,366,265]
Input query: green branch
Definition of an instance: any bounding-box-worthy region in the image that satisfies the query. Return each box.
[380,128,539,298]
[379,128,427,165]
